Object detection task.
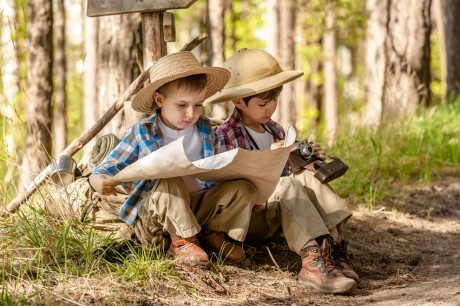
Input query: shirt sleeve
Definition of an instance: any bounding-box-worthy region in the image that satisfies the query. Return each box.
[215,126,239,153]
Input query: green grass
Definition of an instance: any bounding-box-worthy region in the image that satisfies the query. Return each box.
[328,100,460,208]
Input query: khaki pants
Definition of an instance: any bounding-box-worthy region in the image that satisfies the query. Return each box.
[246,169,352,254]
[139,178,257,242]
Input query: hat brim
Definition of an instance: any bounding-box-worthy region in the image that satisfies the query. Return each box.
[204,70,303,105]
[132,66,230,113]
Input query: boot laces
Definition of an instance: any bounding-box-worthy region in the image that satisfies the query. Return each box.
[333,240,354,268]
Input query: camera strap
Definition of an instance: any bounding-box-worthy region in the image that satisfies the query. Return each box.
[243,124,276,151]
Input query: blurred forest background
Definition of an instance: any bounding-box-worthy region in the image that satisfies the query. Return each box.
[1,0,459,204]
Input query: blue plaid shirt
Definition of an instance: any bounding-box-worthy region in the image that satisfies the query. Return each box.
[94,110,215,226]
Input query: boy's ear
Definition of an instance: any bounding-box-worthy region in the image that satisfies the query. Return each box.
[232,98,244,109]
[153,92,163,108]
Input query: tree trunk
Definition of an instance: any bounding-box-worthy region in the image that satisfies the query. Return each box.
[97,15,141,138]
[21,0,53,187]
[266,0,280,123]
[206,0,228,120]
[1,0,18,158]
[432,0,447,102]
[306,60,323,138]
[83,11,99,155]
[322,0,338,145]
[444,0,460,98]
[382,0,432,121]
[362,0,387,126]
[53,0,67,154]
[278,0,297,129]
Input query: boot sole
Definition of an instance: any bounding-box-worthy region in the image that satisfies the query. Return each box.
[167,249,210,267]
[299,277,357,294]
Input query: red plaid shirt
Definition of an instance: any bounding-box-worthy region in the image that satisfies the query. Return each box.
[215,108,289,175]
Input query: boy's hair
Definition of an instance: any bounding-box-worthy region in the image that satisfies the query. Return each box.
[157,73,207,97]
[242,85,283,105]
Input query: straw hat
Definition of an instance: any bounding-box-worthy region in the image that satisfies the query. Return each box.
[204,48,304,105]
[132,51,231,113]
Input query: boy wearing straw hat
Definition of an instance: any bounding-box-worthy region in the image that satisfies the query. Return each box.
[205,48,358,294]
[89,51,257,266]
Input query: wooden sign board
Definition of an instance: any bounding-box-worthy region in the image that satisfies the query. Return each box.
[87,0,198,17]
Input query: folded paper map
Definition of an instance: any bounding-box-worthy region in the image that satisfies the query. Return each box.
[114,128,296,203]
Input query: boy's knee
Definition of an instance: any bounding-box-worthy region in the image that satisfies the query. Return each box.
[229,180,257,198]
[277,176,303,193]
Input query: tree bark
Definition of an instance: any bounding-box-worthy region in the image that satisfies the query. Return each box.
[97,14,141,138]
[1,0,18,159]
[206,0,228,120]
[432,0,447,102]
[21,0,53,187]
[382,0,432,121]
[278,0,297,129]
[53,0,67,154]
[444,0,460,98]
[83,10,99,155]
[362,0,387,126]
[323,0,338,145]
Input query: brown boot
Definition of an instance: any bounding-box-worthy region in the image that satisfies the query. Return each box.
[201,231,245,262]
[333,240,359,282]
[168,236,209,266]
[299,241,357,294]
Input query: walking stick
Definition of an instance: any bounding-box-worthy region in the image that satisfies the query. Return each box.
[2,33,208,217]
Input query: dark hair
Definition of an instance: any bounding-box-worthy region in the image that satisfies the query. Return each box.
[157,73,207,97]
[242,86,283,105]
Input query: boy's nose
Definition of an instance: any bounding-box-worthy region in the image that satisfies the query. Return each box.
[186,107,194,118]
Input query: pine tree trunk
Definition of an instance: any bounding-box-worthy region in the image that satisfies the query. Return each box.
[21,0,53,186]
[97,15,141,138]
[267,0,280,123]
[323,0,338,145]
[432,0,447,102]
[362,0,387,125]
[53,0,67,154]
[382,0,432,120]
[444,0,460,98]
[1,0,18,159]
[206,0,228,120]
[83,12,99,155]
[278,0,297,129]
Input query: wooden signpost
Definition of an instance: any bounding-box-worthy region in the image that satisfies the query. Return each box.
[87,0,198,17]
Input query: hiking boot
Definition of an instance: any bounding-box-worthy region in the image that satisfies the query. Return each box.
[201,231,246,262]
[333,240,360,282]
[168,236,209,266]
[298,241,357,294]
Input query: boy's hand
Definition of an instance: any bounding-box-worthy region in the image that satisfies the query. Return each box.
[270,140,285,150]
[89,173,121,195]
[303,143,327,172]
[310,143,326,160]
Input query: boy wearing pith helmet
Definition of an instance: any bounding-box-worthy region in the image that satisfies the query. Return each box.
[205,48,358,294]
[89,51,257,266]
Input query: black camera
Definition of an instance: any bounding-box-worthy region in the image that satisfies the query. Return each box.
[287,139,348,184]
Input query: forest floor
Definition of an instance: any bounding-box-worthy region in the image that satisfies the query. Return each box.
[138,169,460,306]
[10,169,460,305]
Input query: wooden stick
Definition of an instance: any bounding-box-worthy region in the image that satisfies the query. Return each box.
[3,33,208,216]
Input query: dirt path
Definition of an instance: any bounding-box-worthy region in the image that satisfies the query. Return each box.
[163,174,460,305]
